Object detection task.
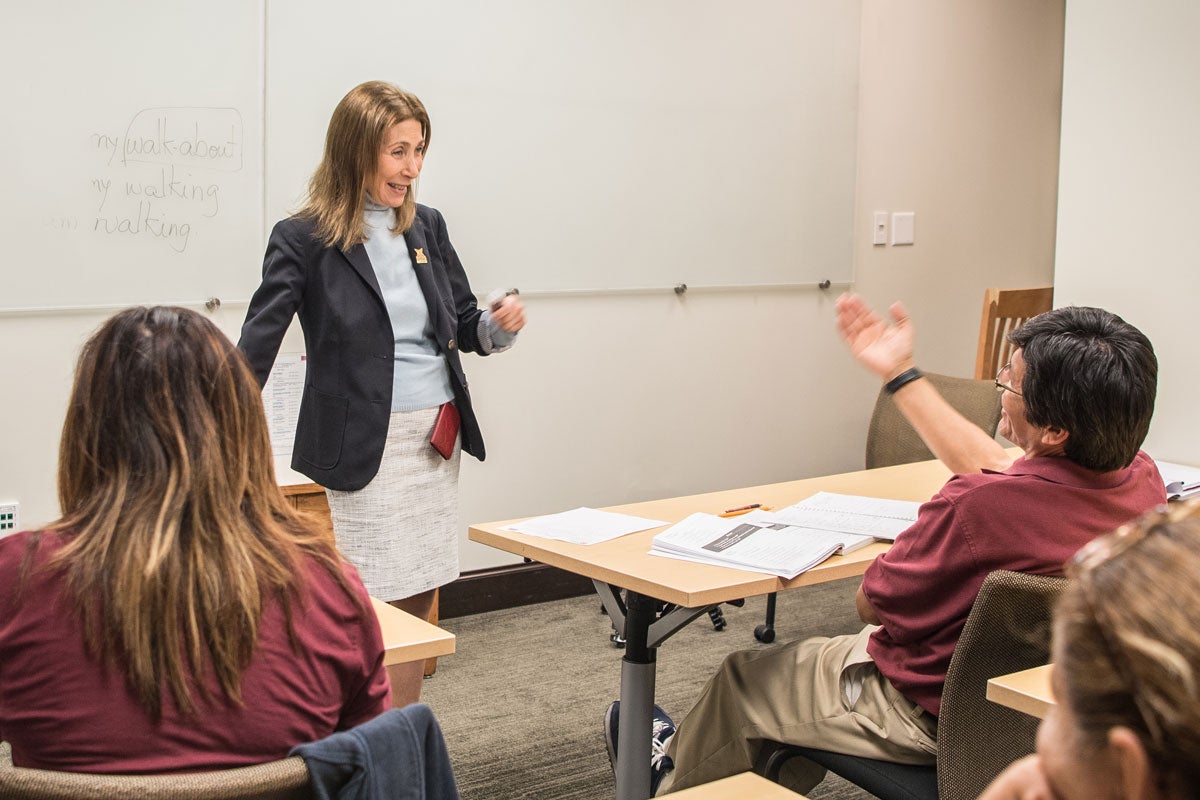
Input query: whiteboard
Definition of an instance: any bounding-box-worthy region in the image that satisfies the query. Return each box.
[266,0,859,293]
[1,2,263,309]
[1,2,858,310]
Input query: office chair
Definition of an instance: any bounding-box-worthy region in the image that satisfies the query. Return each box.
[756,570,1066,800]
[0,757,312,800]
[865,372,1003,470]
[753,372,1001,643]
[974,286,1054,381]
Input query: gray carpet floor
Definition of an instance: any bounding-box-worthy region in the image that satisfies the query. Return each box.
[421,578,875,800]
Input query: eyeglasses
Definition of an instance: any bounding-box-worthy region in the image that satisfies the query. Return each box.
[994,363,1022,396]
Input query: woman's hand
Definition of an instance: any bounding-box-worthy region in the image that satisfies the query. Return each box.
[978,756,1059,800]
[834,292,916,381]
[491,295,526,333]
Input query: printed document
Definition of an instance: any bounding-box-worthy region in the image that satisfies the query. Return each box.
[649,511,875,579]
[1154,459,1200,502]
[771,491,920,541]
[501,507,667,545]
[261,353,306,459]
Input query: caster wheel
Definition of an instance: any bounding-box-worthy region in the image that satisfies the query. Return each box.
[610,631,626,648]
[754,624,776,643]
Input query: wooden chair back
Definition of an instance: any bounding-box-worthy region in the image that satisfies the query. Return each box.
[0,757,311,800]
[974,287,1054,380]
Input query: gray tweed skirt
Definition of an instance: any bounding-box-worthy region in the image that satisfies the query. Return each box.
[325,406,460,601]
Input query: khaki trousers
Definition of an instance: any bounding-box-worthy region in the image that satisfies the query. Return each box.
[658,625,938,795]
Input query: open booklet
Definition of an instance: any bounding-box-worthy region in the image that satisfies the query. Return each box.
[1154,460,1200,502]
[648,493,921,579]
[649,511,870,578]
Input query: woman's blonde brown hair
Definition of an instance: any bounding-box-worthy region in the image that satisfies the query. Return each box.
[47,306,359,719]
[1059,500,1200,797]
[299,80,431,250]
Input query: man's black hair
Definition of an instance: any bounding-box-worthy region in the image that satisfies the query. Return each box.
[1009,306,1156,472]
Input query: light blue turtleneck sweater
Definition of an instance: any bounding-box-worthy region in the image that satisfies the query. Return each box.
[362,201,517,412]
[363,201,454,412]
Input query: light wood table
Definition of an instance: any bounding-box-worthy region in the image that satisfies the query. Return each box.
[987,664,1054,719]
[469,456,957,800]
[669,772,807,799]
[371,597,455,667]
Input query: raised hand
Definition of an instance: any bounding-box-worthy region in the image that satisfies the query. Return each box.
[834,292,916,381]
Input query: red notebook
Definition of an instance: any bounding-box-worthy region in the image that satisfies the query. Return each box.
[429,402,460,460]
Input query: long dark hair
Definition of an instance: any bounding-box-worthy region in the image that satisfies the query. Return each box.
[48,306,360,719]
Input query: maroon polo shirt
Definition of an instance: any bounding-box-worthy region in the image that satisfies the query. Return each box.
[861,450,1164,716]
[0,531,390,773]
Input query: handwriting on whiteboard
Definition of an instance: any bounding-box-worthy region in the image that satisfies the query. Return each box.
[74,107,244,253]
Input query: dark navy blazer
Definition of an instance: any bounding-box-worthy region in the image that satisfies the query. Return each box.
[238,204,488,491]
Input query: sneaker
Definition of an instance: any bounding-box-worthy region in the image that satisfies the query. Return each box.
[604,701,620,770]
[603,701,676,794]
[649,707,677,793]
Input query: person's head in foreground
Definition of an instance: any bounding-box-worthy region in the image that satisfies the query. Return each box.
[1002,305,1156,469]
[984,501,1200,800]
[53,305,355,719]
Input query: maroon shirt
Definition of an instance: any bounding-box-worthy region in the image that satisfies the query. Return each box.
[0,530,390,773]
[861,450,1164,716]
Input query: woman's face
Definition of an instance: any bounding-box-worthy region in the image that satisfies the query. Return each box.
[368,119,424,208]
[1035,644,1124,800]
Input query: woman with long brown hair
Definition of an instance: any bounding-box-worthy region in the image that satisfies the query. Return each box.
[0,306,389,773]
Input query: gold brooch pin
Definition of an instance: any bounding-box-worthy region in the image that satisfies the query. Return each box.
[414,248,428,264]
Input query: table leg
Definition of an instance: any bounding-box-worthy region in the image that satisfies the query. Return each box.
[595,582,720,800]
[615,591,657,800]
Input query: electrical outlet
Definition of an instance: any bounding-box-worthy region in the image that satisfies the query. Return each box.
[0,502,18,535]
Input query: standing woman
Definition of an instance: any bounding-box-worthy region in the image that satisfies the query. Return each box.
[239,81,525,705]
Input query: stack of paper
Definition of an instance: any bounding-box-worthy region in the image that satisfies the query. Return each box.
[771,492,920,541]
[500,507,667,545]
[649,511,875,579]
[648,492,921,579]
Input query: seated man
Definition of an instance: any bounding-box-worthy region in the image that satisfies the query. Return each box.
[617,294,1166,795]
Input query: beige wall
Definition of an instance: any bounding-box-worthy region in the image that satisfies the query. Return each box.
[1054,0,1200,464]
[0,0,1067,573]
[852,1,1064,376]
